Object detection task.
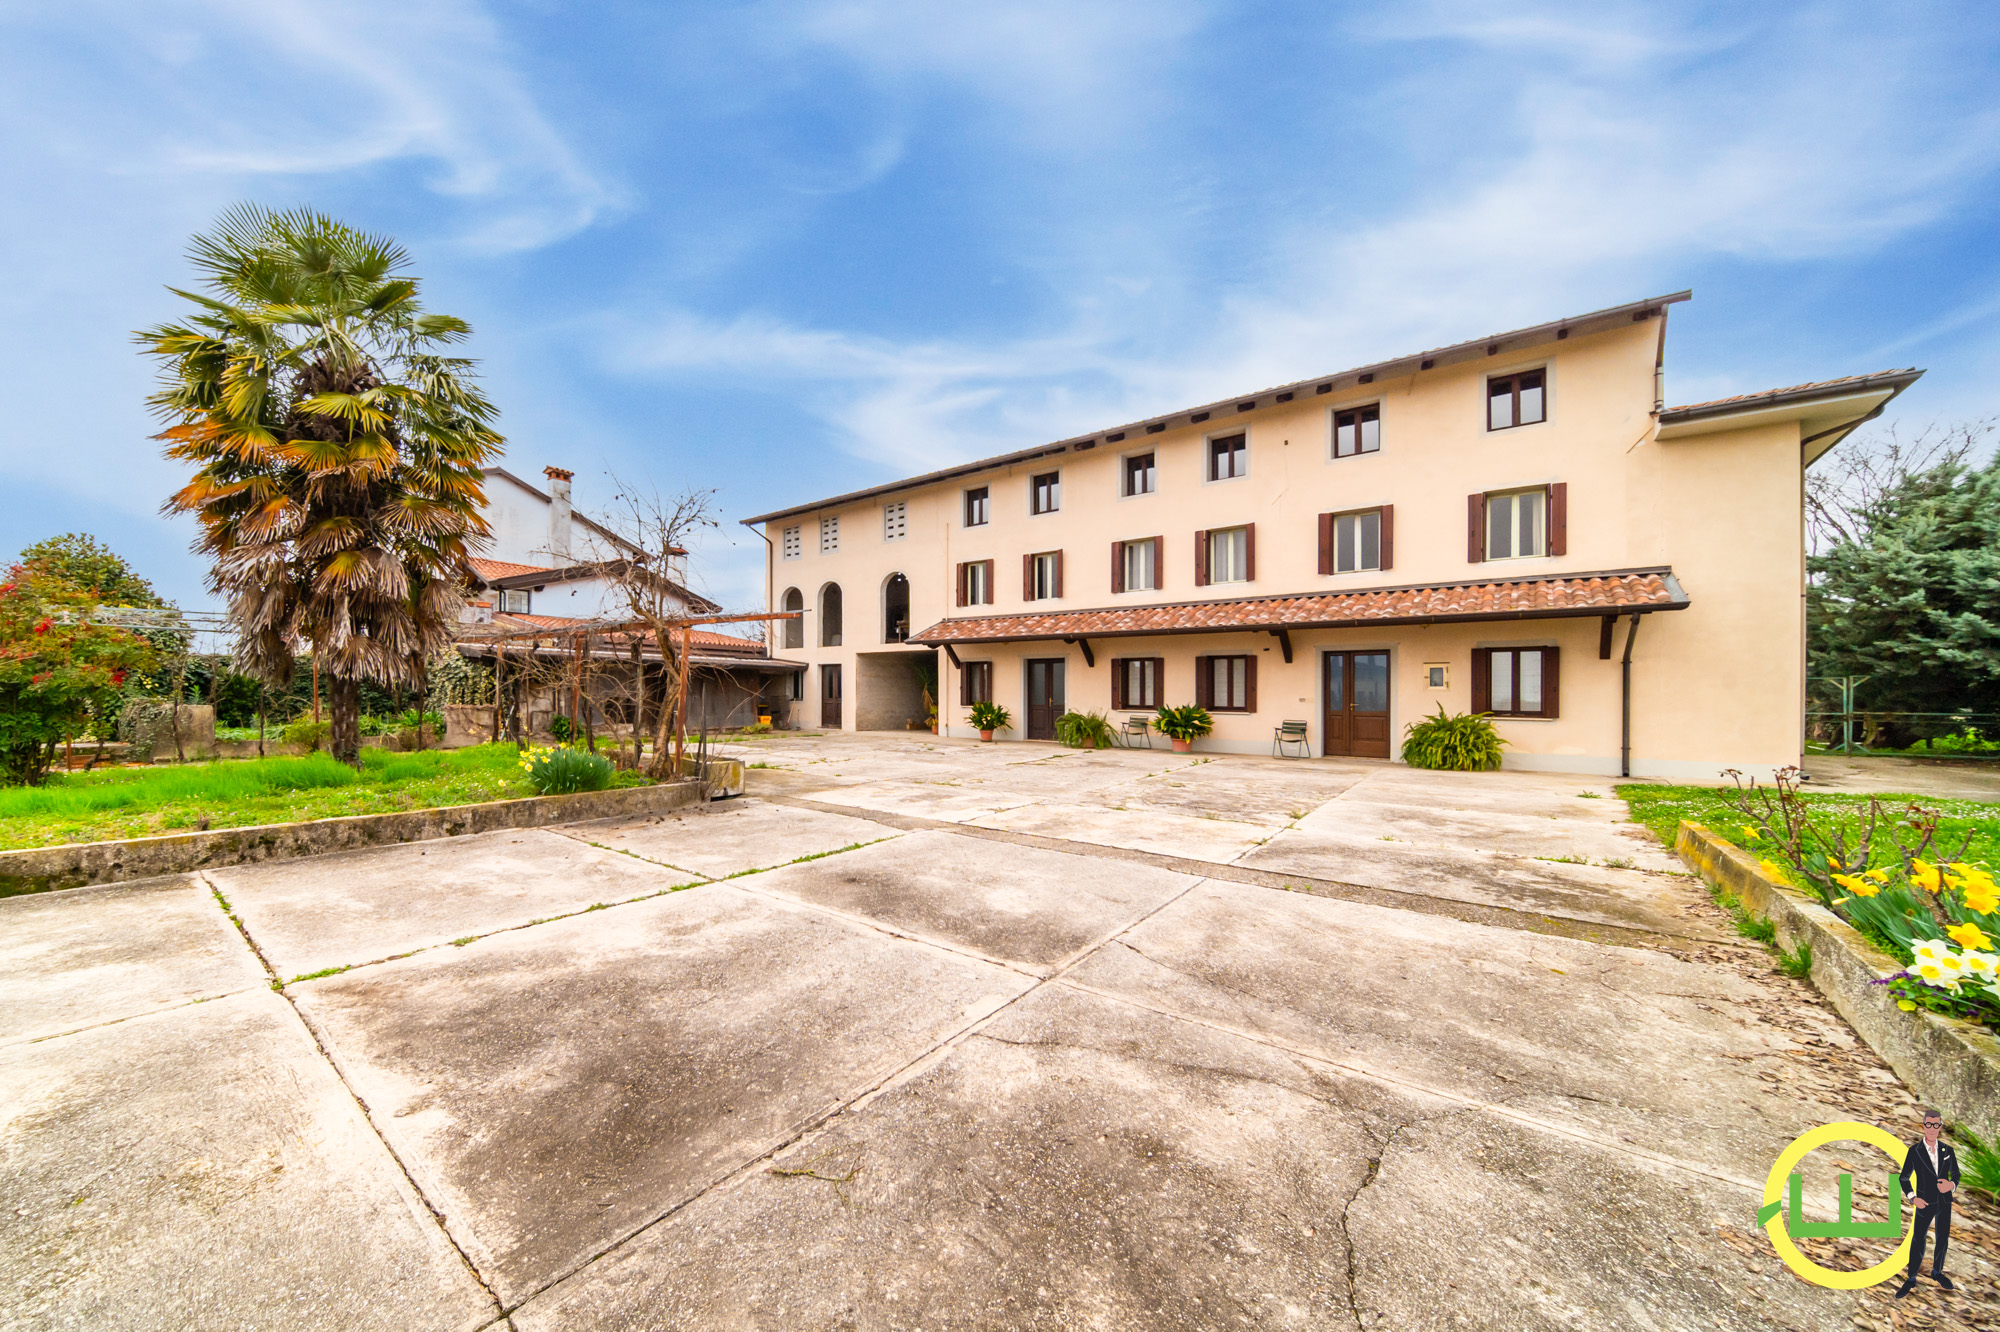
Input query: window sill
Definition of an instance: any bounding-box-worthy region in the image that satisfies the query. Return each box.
[1489,714,1558,722]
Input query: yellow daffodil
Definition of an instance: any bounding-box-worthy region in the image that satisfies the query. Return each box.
[1832,873,1879,897]
[1910,861,1944,894]
[1947,921,1993,951]
[1965,888,1999,917]
[1862,867,1893,883]
[1740,825,1763,842]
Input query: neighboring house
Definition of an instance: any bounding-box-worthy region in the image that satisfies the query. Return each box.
[739,291,1921,778]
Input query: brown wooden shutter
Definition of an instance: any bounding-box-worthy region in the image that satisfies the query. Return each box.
[1379,505,1394,571]
[1195,530,1210,586]
[1548,483,1567,557]
[982,560,994,603]
[1317,513,1334,575]
[1110,660,1126,710]
[1468,494,1486,563]
[1150,658,1166,709]
[1244,656,1258,713]
[1194,656,1212,708]
[1151,537,1163,590]
[1470,648,1492,713]
[1023,553,1034,601]
[960,663,973,705]
[956,562,968,608]
[1244,524,1256,581]
[1541,646,1560,718]
[1053,549,1064,598]
[1111,541,1125,594]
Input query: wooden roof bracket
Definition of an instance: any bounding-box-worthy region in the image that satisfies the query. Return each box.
[1271,628,1293,663]
[1063,636,1096,668]
[943,644,963,668]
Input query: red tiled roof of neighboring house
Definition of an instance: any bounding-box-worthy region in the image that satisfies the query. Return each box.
[468,557,555,582]
[911,569,1688,644]
[1660,369,1922,418]
[487,612,768,654]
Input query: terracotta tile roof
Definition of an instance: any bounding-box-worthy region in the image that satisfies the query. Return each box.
[468,557,555,582]
[1662,369,1920,417]
[488,612,767,653]
[911,569,1688,644]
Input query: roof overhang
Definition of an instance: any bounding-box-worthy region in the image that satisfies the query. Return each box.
[911,568,1688,646]
[740,291,1692,528]
[1655,368,1924,465]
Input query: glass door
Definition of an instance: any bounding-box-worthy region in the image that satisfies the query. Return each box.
[1026,659,1066,740]
[820,663,842,729]
[1323,651,1391,758]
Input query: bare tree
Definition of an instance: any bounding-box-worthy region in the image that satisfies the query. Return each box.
[583,480,720,778]
[1806,418,1996,553]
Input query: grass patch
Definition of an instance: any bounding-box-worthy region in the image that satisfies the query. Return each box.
[0,745,612,850]
[1616,784,2000,874]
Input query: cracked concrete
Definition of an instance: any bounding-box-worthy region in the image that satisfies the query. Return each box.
[6,732,1995,1329]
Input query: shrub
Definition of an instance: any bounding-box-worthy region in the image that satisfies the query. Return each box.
[1153,704,1214,742]
[519,745,614,795]
[1054,709,1114,749]
[967,701,1012,734]
[548,715,575,743]
[1401,707,1506,771]
[282,718,332,753]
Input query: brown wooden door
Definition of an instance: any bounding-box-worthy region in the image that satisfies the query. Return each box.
[1026,659,1065,740]
[820,664,842,728]
[1323,651,1391,758]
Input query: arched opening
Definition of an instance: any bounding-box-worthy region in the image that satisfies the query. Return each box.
[883,573,910,643]
[781,587,804,650]
[819,583,843,647]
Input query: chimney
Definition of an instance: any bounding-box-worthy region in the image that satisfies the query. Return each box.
[544,466,574,564]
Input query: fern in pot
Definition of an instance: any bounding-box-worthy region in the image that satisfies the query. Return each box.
[1153,704,1213,754]
[1401,707,1506,772]
[1054,709,1114,750]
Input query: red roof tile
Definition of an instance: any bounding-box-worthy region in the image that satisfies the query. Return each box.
[487,613,767,654]
[911,569,1687,644]
[468,557,555,581]
[1663,370,1918,415]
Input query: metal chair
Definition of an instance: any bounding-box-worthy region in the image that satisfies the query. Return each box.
[1119,714,1153,749]
[1272,719,1310,758]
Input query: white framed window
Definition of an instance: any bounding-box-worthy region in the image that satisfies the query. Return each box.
[1207,432,1248,481]
[1335,510,1381,573]
[1207,526,1250,583]
[1333,404,1381,458]
[1485,489,1546,560]
[1121,538,1158,592]
[1122,451,1157,497]
[1032,551,1061,599]
[964,486,989,527]
[781,524,802,559]
[819,515,841,553]
[883,501,907,541]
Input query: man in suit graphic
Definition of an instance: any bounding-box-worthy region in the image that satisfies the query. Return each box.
[1895,1106,1958,1297]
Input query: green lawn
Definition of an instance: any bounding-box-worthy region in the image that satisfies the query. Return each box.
[1619,784,2000,871]
[0,745,553,850]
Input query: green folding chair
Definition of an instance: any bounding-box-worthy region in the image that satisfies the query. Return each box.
[1272,719,1309,758]
[1119,715,1153,749]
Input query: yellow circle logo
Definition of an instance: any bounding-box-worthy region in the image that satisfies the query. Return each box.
[1760,1122,1913,1288]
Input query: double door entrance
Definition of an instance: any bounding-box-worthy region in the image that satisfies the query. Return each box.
[1026,659,1066,740]
[1323,651,1390,758]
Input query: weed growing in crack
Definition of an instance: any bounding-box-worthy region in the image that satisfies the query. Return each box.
[451,936,478,947]
[1599,856,1636,870]
[288,964,354,984]
[1537,853,1588,865]
[1577,791,1602,799]
[1777,941,1814,979]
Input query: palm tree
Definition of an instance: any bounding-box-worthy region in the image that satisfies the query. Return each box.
[139,205,503,765]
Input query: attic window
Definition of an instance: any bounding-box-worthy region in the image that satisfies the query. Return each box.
[499,590,530,614]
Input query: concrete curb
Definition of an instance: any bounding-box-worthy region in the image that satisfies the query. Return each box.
[0,780,705,897]
[1676,820,2000,1141]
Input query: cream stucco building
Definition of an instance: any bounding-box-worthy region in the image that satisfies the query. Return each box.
[740,293,1920,779]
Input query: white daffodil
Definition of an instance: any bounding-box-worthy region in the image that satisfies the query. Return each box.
[1960,951,1999,987]
[1910,938,1955,967]
[1911,953,1965,991]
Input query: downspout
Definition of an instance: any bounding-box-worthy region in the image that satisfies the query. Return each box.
[1620,612,1642,778]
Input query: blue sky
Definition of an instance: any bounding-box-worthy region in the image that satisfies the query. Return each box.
[4,0,1999,612]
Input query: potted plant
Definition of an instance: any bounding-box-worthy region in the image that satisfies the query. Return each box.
[1054,709,1114,750]
[967,701,1012,742]
[1153,703,1213,754]
[1400,707,1506,771]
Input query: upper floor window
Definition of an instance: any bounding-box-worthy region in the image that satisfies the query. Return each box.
[964,486,989,527]
[1207,433,1248,481]
[957,559,993,606]
[1332,509,1382,573]
[883,501,907,541]
[499,589,530,614]
[1028,550,1063,600]
[819,515,841,553]
[1485,489,1546,560]
[1123,452,1156,497]
[1205,525,1251,584]
[883,572,910,642]
[819,583,843,646]
[781,524,802,559]
[1030,471,1061,515]
[1488,370,1546,431]
[1334,405,1380,458]
[1114,537,1159,593]
[781,587,803,649]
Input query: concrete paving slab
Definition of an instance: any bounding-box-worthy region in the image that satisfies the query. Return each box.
[1096,763,1370,827]
[1336,774,1630,818]
[969,800,1275,864]
[1066,881,1822,1183]
[0,876,265,1046]
[560,797,900,878]
[1239,829,1717,937]
[0,989,492,1332]
[806,780,1035,823]
[289,885,1033,1305]
[210,828,682,980]
[1297,797,1681,868]
[733,828,1200,970]
[514,983,1421,1331]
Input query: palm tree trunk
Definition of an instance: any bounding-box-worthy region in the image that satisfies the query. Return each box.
[329,676,363,768]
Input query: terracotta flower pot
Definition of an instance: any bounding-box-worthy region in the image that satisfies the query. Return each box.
[1171,738,1192,753]
[1080,737,1097,750]
[980,729,995,742]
